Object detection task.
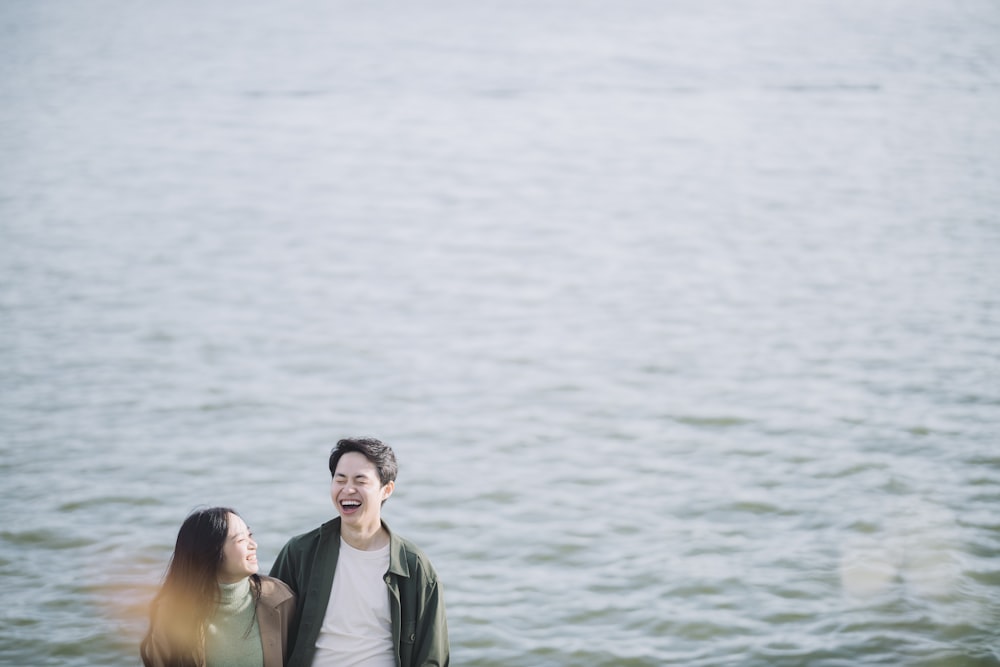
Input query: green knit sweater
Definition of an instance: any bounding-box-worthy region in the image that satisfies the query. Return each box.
[204,578,264,667]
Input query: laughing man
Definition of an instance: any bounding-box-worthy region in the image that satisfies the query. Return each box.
[270,437,449,667]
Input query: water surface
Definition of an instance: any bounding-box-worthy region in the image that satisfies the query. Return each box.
[1,1,999,665]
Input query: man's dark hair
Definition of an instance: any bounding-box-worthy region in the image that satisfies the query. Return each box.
[329,437,398,487]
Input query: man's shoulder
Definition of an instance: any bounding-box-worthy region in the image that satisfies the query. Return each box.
[279,518,340,552]
[394,531,429,557]
[389,528,439,581]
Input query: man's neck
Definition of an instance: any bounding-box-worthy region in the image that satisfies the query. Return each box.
[340,520,389,551]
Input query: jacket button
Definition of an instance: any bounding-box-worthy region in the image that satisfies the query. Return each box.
[409,633,416,641]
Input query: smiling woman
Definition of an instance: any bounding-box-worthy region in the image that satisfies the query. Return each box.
[140,507,297,667]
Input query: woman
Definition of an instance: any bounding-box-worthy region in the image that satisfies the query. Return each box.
[140,507,296,667]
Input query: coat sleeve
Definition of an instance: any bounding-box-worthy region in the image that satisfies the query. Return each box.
[269,540,305,664]
[140,607,203,667]
[255,578,297,667]
[279,592,297,664]
[413,573,449,667]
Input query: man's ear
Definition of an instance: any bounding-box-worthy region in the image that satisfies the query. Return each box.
[381,480,395,502]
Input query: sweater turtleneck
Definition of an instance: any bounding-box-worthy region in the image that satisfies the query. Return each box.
[217,578,253,615]
[205,577,263,667]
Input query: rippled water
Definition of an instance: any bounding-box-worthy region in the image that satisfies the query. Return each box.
[2,1,999,665]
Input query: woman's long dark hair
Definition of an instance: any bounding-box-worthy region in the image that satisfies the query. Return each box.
[140,507,261,667]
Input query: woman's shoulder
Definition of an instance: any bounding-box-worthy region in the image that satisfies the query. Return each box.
[258,575,295,603]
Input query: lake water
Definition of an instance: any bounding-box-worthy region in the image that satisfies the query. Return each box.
[2,1,999,665]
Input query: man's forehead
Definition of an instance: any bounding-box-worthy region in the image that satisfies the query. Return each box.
[335,454,378,475]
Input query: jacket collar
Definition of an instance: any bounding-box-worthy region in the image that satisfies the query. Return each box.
[258,576,295,608]
[322,517,411,578]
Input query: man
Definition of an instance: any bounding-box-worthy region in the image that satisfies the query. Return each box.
[270,437,449,667]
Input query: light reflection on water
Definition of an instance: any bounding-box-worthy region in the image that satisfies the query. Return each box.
[2,0,1000,665]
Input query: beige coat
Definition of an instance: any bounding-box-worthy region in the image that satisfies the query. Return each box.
[256,576,297,667]
[144,575,296,667]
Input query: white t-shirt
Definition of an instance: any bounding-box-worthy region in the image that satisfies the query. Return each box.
[311,538,394,667]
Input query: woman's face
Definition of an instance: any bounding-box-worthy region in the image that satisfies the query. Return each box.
[218,513,258,584]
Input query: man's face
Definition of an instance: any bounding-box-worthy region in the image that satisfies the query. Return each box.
[331,451,394,530]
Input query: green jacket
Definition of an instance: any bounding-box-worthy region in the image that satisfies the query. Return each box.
[269,518,449,667]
